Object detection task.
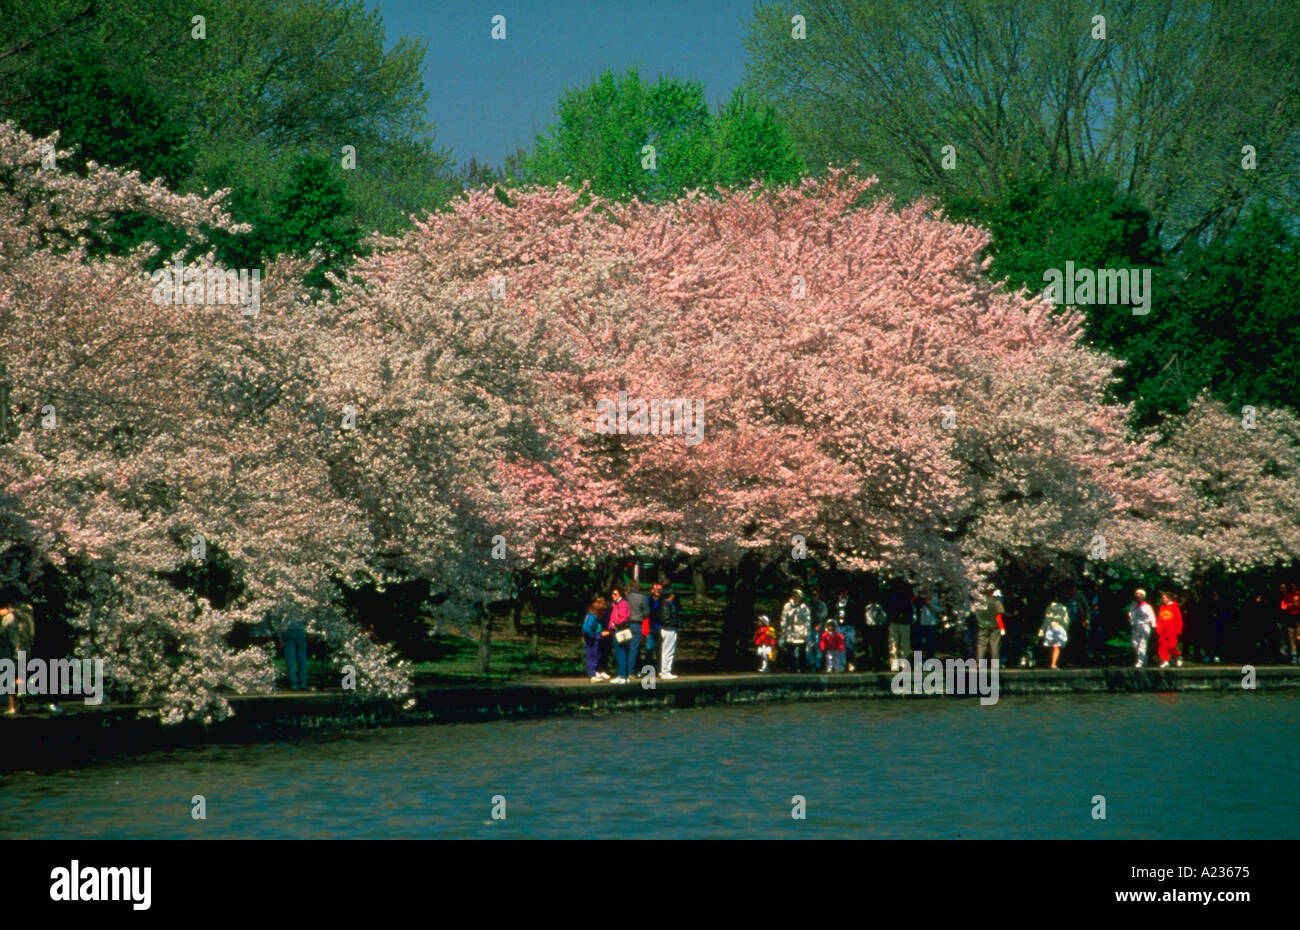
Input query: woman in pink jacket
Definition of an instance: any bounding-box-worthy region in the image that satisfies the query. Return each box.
[607,587,634,683]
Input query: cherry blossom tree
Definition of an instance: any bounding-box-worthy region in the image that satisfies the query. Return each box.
[10,115,1285,695]
[0,122,405,722]
[378,172,1184,662]
[1127,396,1300,582]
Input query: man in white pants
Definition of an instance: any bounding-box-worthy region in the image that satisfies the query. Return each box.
[1128,588,1156,668]
[657,588,680,679]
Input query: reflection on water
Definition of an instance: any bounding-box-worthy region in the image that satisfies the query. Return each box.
[1,692,1295,839]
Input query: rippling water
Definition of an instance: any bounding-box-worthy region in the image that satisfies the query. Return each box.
[2,692,1295,839]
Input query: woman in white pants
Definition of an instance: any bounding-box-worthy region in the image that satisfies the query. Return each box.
[1128,589,1157,667]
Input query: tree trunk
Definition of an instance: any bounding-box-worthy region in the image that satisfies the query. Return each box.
[476,608,492,676]
[523,588,542,659]
[716,557,760,668]
[598,556,622,594]
[502,571,527,639]
[693,567,708,604]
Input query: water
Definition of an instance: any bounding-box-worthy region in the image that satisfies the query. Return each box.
[1,692,1295,839]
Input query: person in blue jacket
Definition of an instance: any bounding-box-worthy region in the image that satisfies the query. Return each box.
[582,596,610,682]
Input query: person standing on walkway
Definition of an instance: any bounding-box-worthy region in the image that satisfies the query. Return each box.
[596,596,615,675]
[0,602,35,714]
[625,581,649,677]
[274,602,310,691]
[1128,588,1156,668]
[971,585,1004,668]
[607,586,634,683]
[1038,598,1070,670]
[645,581,665,675]
[885,583,915,672]
[807,586,828,672]
[754,615,777,672]
[657,587,680,679]
[916,589,940,660]
[1156,590,1184,668]
[834,589,857,671]
[820,620,846,672]
[862,600,887,668]
[779,589,810,672]
[1084,581,1105,664]
[1282,583,1300,665]
[583,597,610,682]
[1063,583,1091,665]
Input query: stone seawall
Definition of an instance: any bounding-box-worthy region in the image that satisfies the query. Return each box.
[2,665,1296,774]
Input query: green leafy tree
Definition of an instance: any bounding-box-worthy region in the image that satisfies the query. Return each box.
[8,43,193,186]
[1,0,457,264]
[947,177,1163,347]
[518,69,714,200]
[263,154,364,290]
[182,0,457,234]
[1170,206,1300,416]
[947,177,1300,425]
[714,89,805,188]
[946,175,1185,424]
[515,68,804,200]
[744,0,1300,254]
[204,153,362,289]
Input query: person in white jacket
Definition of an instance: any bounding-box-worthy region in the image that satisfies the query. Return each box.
[780,589,811,672]
[1128,589,1157,668]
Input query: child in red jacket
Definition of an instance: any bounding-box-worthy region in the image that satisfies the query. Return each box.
[754,615,777,672]
[1156,591,1184,668]
[820,620,846,672]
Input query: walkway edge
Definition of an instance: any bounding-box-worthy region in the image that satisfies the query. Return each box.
[2,666,1296,774]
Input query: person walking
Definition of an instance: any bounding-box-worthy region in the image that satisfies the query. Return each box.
[1156,590,1184,668]
[1038,598,1070,670]
[1128,588,1156,668]
[607,586,635,683]
[971,585,1004,667]
[779,589,810,672]
[657,587,680,679]
[582,597,610,682]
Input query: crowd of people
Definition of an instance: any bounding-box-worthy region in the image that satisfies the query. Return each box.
[577,578,1300,680]
[764,582,1300,673]
[581,581,681,683]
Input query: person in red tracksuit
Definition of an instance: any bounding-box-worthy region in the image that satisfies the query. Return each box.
[754,615,777,672]
[1156,591,1184,668]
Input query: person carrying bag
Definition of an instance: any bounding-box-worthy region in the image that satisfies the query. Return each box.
[607,587,634,683]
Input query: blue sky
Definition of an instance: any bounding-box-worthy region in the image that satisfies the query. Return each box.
[374,0,759,169]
